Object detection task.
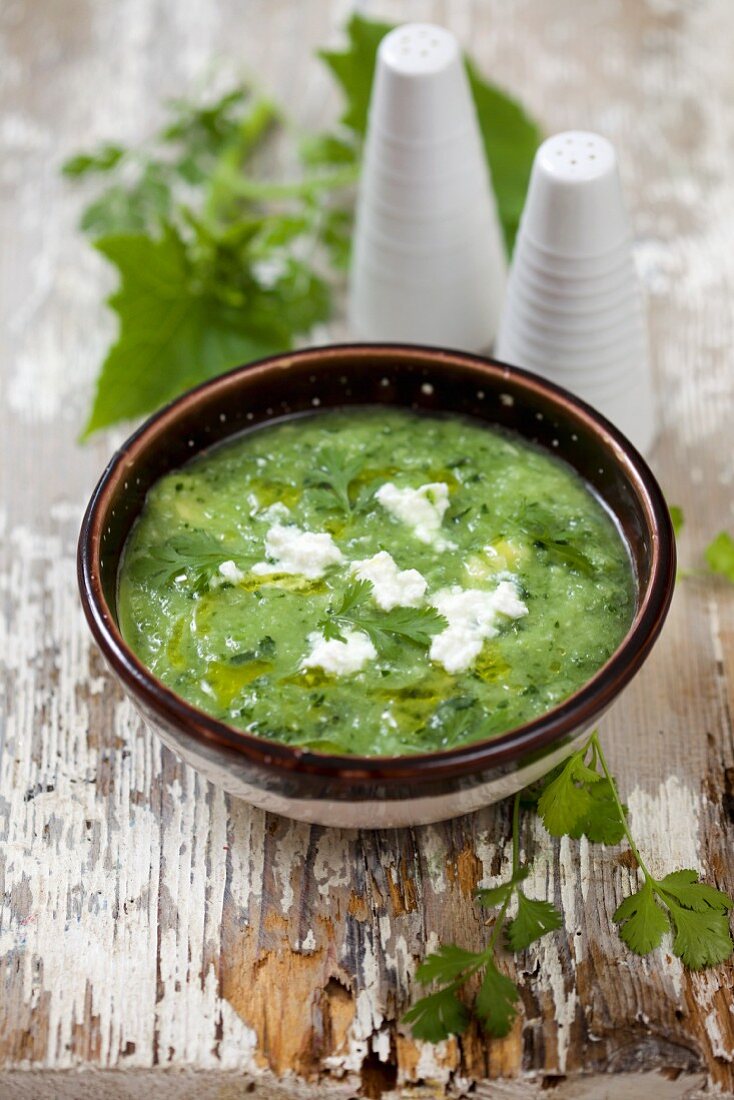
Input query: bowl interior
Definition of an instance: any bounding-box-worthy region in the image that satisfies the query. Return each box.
[83,344,674,775]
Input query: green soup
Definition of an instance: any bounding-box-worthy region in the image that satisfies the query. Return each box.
[118,408,634,756]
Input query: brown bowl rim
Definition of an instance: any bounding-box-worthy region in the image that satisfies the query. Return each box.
[78,343,675,786]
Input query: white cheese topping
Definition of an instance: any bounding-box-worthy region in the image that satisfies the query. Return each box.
[218,560,245,584]
[351,551,427,611]
[302,629,377,675]
[375,481,451,544]
[429,580,528,674]
[252,524,344,579]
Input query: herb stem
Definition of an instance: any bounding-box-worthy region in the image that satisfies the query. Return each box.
[590,731,653,879]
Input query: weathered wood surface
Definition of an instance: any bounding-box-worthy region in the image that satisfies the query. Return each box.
[1,0,733,1096]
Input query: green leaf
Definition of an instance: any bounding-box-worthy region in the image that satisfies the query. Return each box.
[320,582,446,659]
[476,881,514,909]
[667,901,733,969]
[83,226,327,436]
[568,778,627,845]
[613,880,670,956]
[415,944,481,985]
[669,504,684,538]
[318,13,394,135]
[537,750,600,837]
[466,60,542,252]
[127,530,239,589]
[62,143,125,177]
[705,531,734,583]
[403,987,470,1043]
[306,453,364,512]
[506,892,563,951]
[474,963,519,1038]
[657,870,733,914]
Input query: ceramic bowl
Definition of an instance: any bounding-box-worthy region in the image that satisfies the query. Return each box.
[78,344,675,828]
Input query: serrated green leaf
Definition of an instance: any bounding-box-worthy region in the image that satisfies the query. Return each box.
[568,778,626,845]
[658,870,733,914]
[306,453,364,512]
[83,226,327,436]
[705,531,734,584]
[403,987,470,1043]
[669,504,684,538]
[465,60,542,252]
[537,750,599,837]
[415,944,481,985]
[475,963,519,1038]
[613,880,670,956]
[506,892,563,951]
[318,13,394,135]
[476,881,514,909]
[667,900,733,969]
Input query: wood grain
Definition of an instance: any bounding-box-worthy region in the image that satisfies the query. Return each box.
[1,0,733,1096]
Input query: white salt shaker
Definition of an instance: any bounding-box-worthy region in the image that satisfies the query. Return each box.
[349,24,507,352]
[496,132,656,455]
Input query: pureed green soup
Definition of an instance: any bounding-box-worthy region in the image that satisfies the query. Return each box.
[118,408,635,756]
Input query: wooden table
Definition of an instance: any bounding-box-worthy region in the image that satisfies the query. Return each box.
[2,1,733,1096]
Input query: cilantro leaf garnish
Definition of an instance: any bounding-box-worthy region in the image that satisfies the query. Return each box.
[305,453,364,513]
[128,530,246,590]
[319,581,446,657]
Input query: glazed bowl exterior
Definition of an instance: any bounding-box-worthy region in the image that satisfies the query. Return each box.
[78,344,675,828]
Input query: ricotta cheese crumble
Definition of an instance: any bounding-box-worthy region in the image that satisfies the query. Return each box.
[351,551,427,610]
[218,560,245,584]
[252,524,344,579]
[302,629,377,675]
[430,580,528,674]
[375,482,451,545]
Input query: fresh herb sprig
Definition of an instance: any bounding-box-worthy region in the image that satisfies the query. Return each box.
[404,730,734,1043]
[128,531,249,591]
[320,579,446,657]
[63,15,541,438]
[405,794,562,1041]
[305,453,364,513]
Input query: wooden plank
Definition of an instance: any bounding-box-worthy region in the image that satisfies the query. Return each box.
[1,0,733,1095]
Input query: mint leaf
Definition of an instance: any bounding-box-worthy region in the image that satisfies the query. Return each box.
[705,531,734,583]
[537,750,600,837]
[415,944,481,985]
[613,880,670,956]
[403,988,470,1043]
[506,892,563,952]
[475,963,519,1038]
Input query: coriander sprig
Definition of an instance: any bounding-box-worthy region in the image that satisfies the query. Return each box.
[539,733,733,968]
[404,731,734,1045]
[404,794,562,1042]
[320,580,446,658]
